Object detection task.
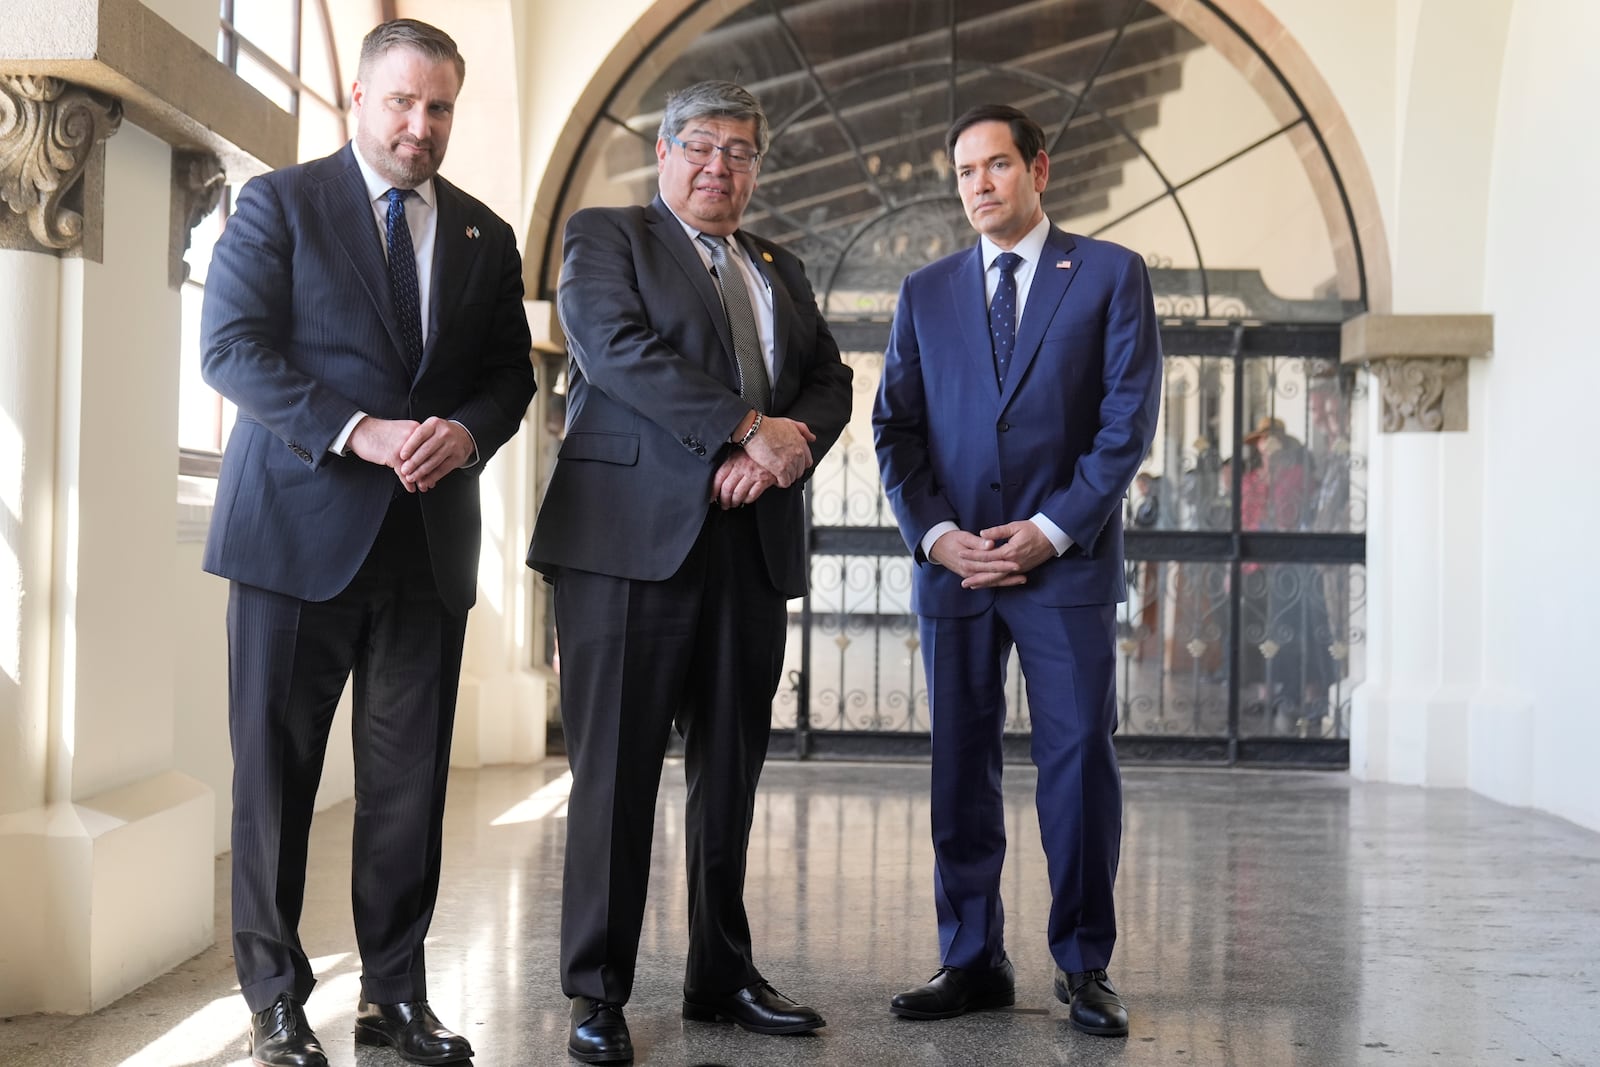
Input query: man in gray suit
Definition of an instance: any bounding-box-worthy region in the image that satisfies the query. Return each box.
[529,81,852,1065]
[202,19,535,1067]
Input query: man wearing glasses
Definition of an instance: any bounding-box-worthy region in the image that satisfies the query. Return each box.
[529,81,852,1064]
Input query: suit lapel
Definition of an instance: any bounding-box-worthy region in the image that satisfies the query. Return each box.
[1000,228,1081,410]
[950,245,999,398]
[647,197,735,369]
[425,178,471,371]
[736,231,791,394]
[308,145,412,366]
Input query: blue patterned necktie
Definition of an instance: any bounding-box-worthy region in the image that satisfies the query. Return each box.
[989,250,1023,385]
[385,187,423,373]
[698,233,770,412]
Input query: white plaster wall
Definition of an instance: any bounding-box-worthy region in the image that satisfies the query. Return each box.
[0,252,58,818]
[1476,0,1600,830]
[64,123,182,801]
[513,0,655,240]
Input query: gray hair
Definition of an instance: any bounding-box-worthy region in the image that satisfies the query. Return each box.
[658,81,770,156]
[358,19,466,87]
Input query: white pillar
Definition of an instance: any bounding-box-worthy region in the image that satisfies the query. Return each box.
[0,125,213,1018]
[452,305,561,769]
[1345,315,1491,787]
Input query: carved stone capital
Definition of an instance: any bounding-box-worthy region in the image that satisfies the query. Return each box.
[0,74,122,256]
[170,148,224,288]
[1369,357,1467,432]
[1341,313,1493,432]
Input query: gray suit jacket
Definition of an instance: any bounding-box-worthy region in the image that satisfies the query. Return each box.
[201,144,536,614]
[528,196,852,597]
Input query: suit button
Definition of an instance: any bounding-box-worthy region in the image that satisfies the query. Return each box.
[990,482,1001,491]
[997,421,1010,432]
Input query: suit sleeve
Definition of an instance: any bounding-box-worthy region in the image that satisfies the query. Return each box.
[440,215,536,469]
[1039,250,1163,549]
[557,208,750,459]
[199,174,361,468]
[873,275,958,560]
[767,250,853,473]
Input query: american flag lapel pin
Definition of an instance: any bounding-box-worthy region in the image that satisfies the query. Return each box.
[1056,259,1072,269]
[465,225,480,239]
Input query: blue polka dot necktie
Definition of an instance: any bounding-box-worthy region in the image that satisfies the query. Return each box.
[385,187,423,374]
[989,251,1023,385]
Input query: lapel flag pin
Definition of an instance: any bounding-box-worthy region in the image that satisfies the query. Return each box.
[1056,259,1072,269]
[761,251,774,262]
[465,225,480,239]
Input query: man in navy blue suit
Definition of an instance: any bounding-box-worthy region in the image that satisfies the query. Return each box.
[201,19,535,1067]
[874,104,1161,1038]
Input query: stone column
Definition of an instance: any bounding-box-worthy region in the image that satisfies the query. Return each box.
[0,76,217,1017]
[1343,313,1493,787]
[1,0,295,1017]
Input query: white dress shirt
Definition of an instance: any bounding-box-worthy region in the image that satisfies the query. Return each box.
[662,202,779,390]
[330,142,442,456]
[921,215,1074,562]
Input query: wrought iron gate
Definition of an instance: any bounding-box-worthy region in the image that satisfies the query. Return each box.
[769,309,1364,768]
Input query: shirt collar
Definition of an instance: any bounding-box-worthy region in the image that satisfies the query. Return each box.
[353,141,436,210]
[980,214,1051,271]
[661,199,739,254]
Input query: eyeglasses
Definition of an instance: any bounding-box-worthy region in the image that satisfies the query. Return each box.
[668,135,761,173]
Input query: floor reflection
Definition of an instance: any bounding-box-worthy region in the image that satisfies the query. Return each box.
[2,761,1596,1066]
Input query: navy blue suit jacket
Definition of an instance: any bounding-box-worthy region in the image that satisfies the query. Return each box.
[528,196,852,597]
[201,144,536,614]
[874,227,1162,617]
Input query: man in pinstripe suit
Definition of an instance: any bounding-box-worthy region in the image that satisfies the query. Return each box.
[200,20,534,1067]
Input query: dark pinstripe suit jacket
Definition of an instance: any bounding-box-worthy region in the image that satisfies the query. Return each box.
[527,197,852,598]
[200,144,536,614]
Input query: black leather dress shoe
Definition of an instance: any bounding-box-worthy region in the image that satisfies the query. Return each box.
[682,981,825,1034]
[354,999,474,1064]
[889,959,1016,1020]
[249,993,328,1067]
[568,997,633,1064]
[1053,968,1129,1036]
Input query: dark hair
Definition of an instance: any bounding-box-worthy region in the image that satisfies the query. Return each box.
[659,81,770,157]
[945,104,1046,164]
[358,19,466,87]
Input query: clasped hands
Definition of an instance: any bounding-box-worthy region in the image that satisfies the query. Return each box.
[930,522,1057,589]
[711,415,815,510]
[348,415,473,493]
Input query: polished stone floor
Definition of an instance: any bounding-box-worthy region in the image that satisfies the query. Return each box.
[2,760,1597,1066]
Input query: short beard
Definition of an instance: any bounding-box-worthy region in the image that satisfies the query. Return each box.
[357,128,438,189]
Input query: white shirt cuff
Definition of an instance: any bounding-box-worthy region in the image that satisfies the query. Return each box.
[920,521,960,563]
[1031,513,1073,556]
[331,411,367,456]
[451,420,479,468]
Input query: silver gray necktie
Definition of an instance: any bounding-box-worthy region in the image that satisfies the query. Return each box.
[698,234,770,412]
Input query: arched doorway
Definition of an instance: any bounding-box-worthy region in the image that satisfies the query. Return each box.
[540,0,1380,766]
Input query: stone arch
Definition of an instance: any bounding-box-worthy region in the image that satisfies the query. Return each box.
[526,0,1392,314]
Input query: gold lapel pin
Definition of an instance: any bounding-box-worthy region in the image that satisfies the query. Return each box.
[761,251,774,262]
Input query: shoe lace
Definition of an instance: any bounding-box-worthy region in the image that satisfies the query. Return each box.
[265,993,302,1036]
